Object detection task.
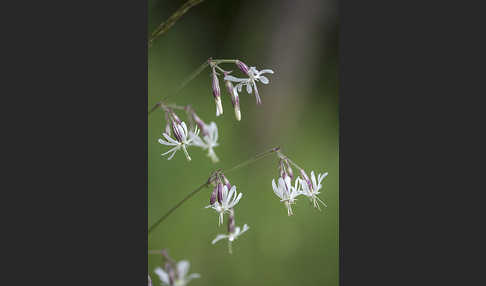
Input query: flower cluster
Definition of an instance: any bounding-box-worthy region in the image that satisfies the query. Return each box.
[153,250,200,286]
[271,156,329,215]
[158,106,220,163]
[209,59,274,121]
[206,171,249,253]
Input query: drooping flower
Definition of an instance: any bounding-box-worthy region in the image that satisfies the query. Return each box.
[158,121,199,161]
[224,63,274,104]
[272,176,303,216]
[190,121,219,163]
[154,260,200,286]
[212,222,250,254]
[206,185,243,226]
[300,171,328,210]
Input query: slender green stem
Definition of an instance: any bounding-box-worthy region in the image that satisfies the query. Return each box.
[148,182,209,234]
[224,146,280,174]
[149,0,205,47]
[148,146,280,235]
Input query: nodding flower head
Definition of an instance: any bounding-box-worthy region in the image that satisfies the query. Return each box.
[158,121,198,161]
[205,185,243,226]
[155,260,200,286]
[189,121,219,163]
[224,65,274,105]
[300,171,328,210]
[272,176,303,216]
[236,60,250,76]
[212,222,250,254]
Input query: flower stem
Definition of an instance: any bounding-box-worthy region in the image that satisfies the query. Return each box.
[149,0,205,47]
[148,182,209,234]
[148,146,280,235]
[224,146,280,174]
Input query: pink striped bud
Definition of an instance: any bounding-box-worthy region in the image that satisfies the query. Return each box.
[228,211,235,233]
[164,262,175,285]
[217,182,223,204]
[191,112,208,136]
[225,76,241,121]
[236,60,250,76]
[222,174,231,190]
[284,159,294,179]
[170,111,181,125]
[210,185,217,205]
[171,121,183,142]
[300,169,313,191]
[212,70,221,99]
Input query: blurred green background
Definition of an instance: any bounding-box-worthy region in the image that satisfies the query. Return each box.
[148,0,338,285]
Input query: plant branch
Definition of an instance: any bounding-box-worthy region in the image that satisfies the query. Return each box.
[149,0,204,47]
[148,146,280,235]
[148,182,209,234]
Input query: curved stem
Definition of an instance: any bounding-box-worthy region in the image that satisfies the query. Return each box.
[224,146,280,174]
[148,146,280,235]
[148,182,209,234]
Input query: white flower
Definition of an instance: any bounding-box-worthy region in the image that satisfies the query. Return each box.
[272,176,303,216]
[154,260,200,286]
[205,185,243,226]
[158,121,198,161]
[212,224,250,254]
[300,171,328,210]
[190,122,219,163]
[224,67,274,104]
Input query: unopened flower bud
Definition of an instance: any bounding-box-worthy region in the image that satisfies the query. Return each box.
[228,212,235,234]
[164,262,175,286]
[217,182,223,204]
[300,169,313,191]
[191,112,208,136]
[172,121,183,142]
[164,113,171,135]
[225,78,241,121]
[212,70,221,99]
[236,60,250,76]
[210,185,217,205]
[170,111,181,125]
[284,159,294,179]
[148,275,152,286]
[222,174,231,190]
